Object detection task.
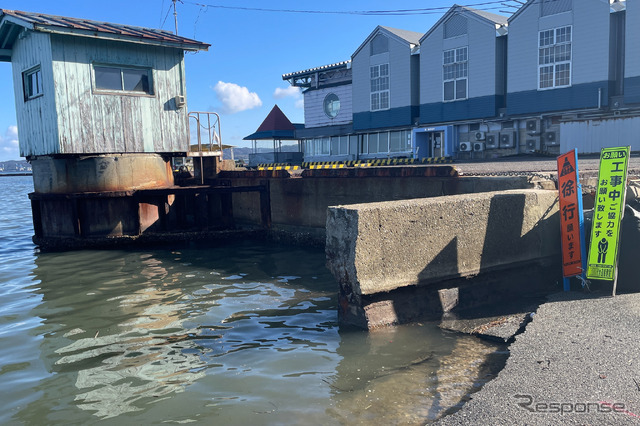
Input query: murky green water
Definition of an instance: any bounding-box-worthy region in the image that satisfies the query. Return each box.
[0,176,506,425]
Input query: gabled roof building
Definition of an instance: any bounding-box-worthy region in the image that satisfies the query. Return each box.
[282,0,640,163]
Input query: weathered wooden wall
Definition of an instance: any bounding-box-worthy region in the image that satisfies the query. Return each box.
[50,34,188,154]
[14,31,189,157]
[12,31,59,157]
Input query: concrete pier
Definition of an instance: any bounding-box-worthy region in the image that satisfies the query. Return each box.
[325,189,561,329]
[222,166,553,244]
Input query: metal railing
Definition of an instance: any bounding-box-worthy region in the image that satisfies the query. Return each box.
[188,111,223,184]
[188,111,222,154]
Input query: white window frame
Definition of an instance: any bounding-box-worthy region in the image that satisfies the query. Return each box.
[370,64,390,111]
[443,47,468,102]
[23,65,43,101]
[538,26,572,90]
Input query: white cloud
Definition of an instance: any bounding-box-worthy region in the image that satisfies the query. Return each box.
[273,86,301,99]
[0,125,19,160]
[274,86,304,110]
[213,81,262,114]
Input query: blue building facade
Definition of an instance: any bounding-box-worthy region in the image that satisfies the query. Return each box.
[280,0,640,163]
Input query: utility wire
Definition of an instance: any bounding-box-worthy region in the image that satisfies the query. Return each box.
[181,0,524,16]
[160,2,173,30]
[159,0,165,27]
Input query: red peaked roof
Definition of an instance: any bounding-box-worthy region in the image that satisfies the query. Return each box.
[257,105,296,132]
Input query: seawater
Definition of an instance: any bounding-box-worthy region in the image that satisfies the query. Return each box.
[0,175,506,425]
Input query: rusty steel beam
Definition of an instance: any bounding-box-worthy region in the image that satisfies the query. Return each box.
[259,180,272,229]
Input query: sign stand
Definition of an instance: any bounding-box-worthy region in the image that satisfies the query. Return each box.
[557,149,586,291]
[586,146,630,296]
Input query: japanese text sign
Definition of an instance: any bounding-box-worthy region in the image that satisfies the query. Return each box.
[557,150,585,278]
[586,147,630,281]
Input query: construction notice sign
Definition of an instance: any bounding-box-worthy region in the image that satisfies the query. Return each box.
[586,147,630,281]
[557,149,585,277]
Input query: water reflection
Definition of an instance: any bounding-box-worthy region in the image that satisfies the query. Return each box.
[3,235,507,424]
[20,244,340,423]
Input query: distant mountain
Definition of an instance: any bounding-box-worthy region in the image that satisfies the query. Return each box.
[221,146,300,161]
[0,160,31,172]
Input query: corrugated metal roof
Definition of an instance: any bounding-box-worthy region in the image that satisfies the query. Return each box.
[282,60,351,79]
[0,9,209,51]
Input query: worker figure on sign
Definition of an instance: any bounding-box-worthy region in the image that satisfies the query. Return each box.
[597,238,609,263]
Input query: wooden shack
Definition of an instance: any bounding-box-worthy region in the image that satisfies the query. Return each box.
[0,10,234,248]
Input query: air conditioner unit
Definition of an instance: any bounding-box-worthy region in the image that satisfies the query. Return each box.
[474,131,486,141]
[459,142,472,152]
[526,138,540,152]
[486,133,498,149]
[473,142,485,152]
[545,131,558,145]
[499,131,515,148]
[526,119,538,132]
[174,95,186,109]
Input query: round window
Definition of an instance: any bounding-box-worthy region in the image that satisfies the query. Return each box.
[323,93,340,118]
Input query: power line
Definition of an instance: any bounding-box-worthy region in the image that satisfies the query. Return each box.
[159,0,165,28]
[160,2,173,30]
[181,1,523,16]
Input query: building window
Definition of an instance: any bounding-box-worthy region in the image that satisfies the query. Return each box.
[323,93,340,118]
[93,64,153,95]
[538,26,572,90]
[304,138,332,156]
[23,66,43,101]
[370,64,389,111]
[359,130,411,155]
[443,47,467,101]
[329,135,349,155]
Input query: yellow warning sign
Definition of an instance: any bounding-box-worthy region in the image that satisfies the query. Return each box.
[586,147,630,281]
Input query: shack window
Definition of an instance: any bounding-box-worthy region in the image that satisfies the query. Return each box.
[23,66,43,101]
[94,65,153,95]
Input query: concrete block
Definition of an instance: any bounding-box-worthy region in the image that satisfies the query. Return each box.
[326,189,561,328]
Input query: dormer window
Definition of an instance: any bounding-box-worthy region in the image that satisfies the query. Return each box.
[93,64,153,95]
[23,66,43,101]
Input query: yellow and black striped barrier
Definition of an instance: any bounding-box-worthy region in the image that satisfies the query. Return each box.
[256,157,453,171]
[257,163,300,171]
[302,157,452,168]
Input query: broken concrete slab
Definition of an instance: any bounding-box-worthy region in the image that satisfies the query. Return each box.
[326,189,561,329]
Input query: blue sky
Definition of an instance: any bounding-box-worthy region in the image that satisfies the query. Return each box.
[0,0,514,161]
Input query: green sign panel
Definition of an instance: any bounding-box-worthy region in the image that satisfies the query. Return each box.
[586,147,630,281]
